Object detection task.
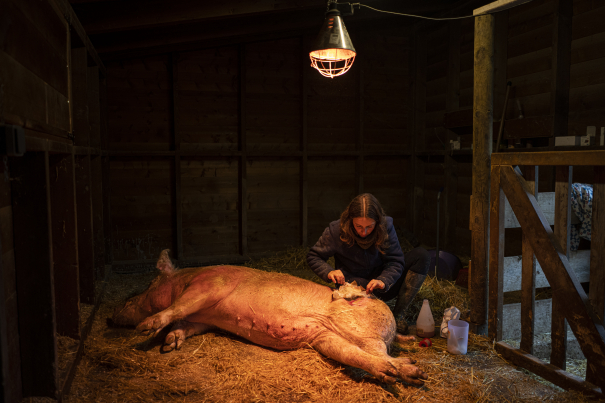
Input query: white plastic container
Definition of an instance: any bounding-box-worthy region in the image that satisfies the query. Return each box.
[416,299,435,338]
[447,319,469,355]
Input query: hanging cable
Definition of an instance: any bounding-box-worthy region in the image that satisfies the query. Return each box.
[351,0,533,21]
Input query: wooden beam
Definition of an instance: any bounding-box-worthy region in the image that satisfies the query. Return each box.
[171,53,183,261]
[412,25,426,239]
[495,342,603,398]
[548,0,573,148]
[91,155,105,280]
[587,166,605,385]
[499,165,605,390]
[75,155,95,304]
[300,36,308,247]
[552,165,572,369]
[52,0,105,74]
[75,0,325,35]
[444,19,460,253]
[488,165,504,341]
[590,166,605,325]
[49,154,80,339]
[520,165,537,354]
[492,151,605,167]
[470,13,494,334]
[238,44,248,256]
[473,0,532,15]
[356,44,364,196]
[71,47,89,147]
[12,151,58,398]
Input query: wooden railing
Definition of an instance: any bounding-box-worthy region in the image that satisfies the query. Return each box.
[488,150,605,397]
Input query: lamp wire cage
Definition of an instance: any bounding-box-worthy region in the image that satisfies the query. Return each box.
[309,50,356,78]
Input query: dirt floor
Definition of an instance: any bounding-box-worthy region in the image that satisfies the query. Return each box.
[62,251,601,403]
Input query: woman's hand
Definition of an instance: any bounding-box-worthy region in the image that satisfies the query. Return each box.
[366,279,385,294]
[328,270,345,285]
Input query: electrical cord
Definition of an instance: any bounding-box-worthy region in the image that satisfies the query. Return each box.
[351,0,533,20]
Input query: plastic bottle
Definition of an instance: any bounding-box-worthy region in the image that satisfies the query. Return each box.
[416,299,435,338]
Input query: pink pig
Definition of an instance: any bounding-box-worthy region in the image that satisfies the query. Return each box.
[112,249,428,385]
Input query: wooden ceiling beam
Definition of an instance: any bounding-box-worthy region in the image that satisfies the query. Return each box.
[72,0,326,35]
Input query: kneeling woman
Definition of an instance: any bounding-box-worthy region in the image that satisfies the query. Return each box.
[307,193,430,334]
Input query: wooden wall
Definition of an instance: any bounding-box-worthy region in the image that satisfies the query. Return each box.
[0,0,107,399]
[106,29,413,269]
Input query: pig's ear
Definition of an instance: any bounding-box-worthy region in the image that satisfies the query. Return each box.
[156,249,175,274]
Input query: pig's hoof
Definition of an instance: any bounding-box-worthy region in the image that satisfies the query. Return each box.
[398,365,428,387]
[163,330,185,352]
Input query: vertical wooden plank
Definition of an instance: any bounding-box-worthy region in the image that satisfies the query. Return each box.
[587,166,605,385]
[412,26,427,238]
[171,52,183,260]
[444,20,460,253]
[493,10,508,120]
[549,0,572,147]
[0,153,22,403]
[99,74,112,265]
[49,153,80,339]
[551,165,572,369]
[520,165,538,354]
[300,36,308,247]
[238,44,248,255]
[75,155,94,304]
[470,14,494,334]
[91,156,104,280]
[356,50,364,196]
[590,166,605,325]
[71,47,89,147]
[87,66,101,149]
[99,71,109,151]
[11,151,58,398]
[548,0,573,191]
[488,165,504,341]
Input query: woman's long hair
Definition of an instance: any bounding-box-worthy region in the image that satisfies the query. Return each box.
[339,193,389,252]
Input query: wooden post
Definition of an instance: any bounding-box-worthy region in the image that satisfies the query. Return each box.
[300,36,308,247]
[238,44,248,256]
[444,20,460,253]
[548,0,573,191]
[488,165,504,341]
[75,154,95,304]
[356,44,364,196]
[412,25,426,239]
[11,151,58,398]
[587,166,605,385]
[91,155,105,280]
[171,52,183,261]
[49,153,80,339]
[552,165,572,369]
[470,13,494,334]
[520,166,538,354]
[71,47,89,147]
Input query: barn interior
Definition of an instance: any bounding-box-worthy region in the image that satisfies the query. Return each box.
[1,0,605,401]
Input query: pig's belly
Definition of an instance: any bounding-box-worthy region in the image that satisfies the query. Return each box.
[185,278,334,350]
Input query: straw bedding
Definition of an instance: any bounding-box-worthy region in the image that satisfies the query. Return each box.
[62,247,596,402]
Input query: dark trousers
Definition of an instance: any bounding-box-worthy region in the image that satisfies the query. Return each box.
[374,247,430,302]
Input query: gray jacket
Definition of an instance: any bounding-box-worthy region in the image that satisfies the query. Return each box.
[307,217,404,292]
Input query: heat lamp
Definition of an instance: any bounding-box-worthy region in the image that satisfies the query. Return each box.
[309,2,356,79]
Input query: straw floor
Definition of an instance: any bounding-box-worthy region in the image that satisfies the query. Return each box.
[63,247,599,403]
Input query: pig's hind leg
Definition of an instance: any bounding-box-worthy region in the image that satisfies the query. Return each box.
[137,277,231,336]
[311,334,428,386]
[162,321,212,352]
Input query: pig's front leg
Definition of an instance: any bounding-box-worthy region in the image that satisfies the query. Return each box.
[162,321,212,352]
[311,333,428,386]
[136,280,224,336]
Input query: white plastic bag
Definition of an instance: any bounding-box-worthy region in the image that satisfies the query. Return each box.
[440,306,461,338]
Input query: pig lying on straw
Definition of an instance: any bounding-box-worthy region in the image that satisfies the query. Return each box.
[112,249,428,385]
